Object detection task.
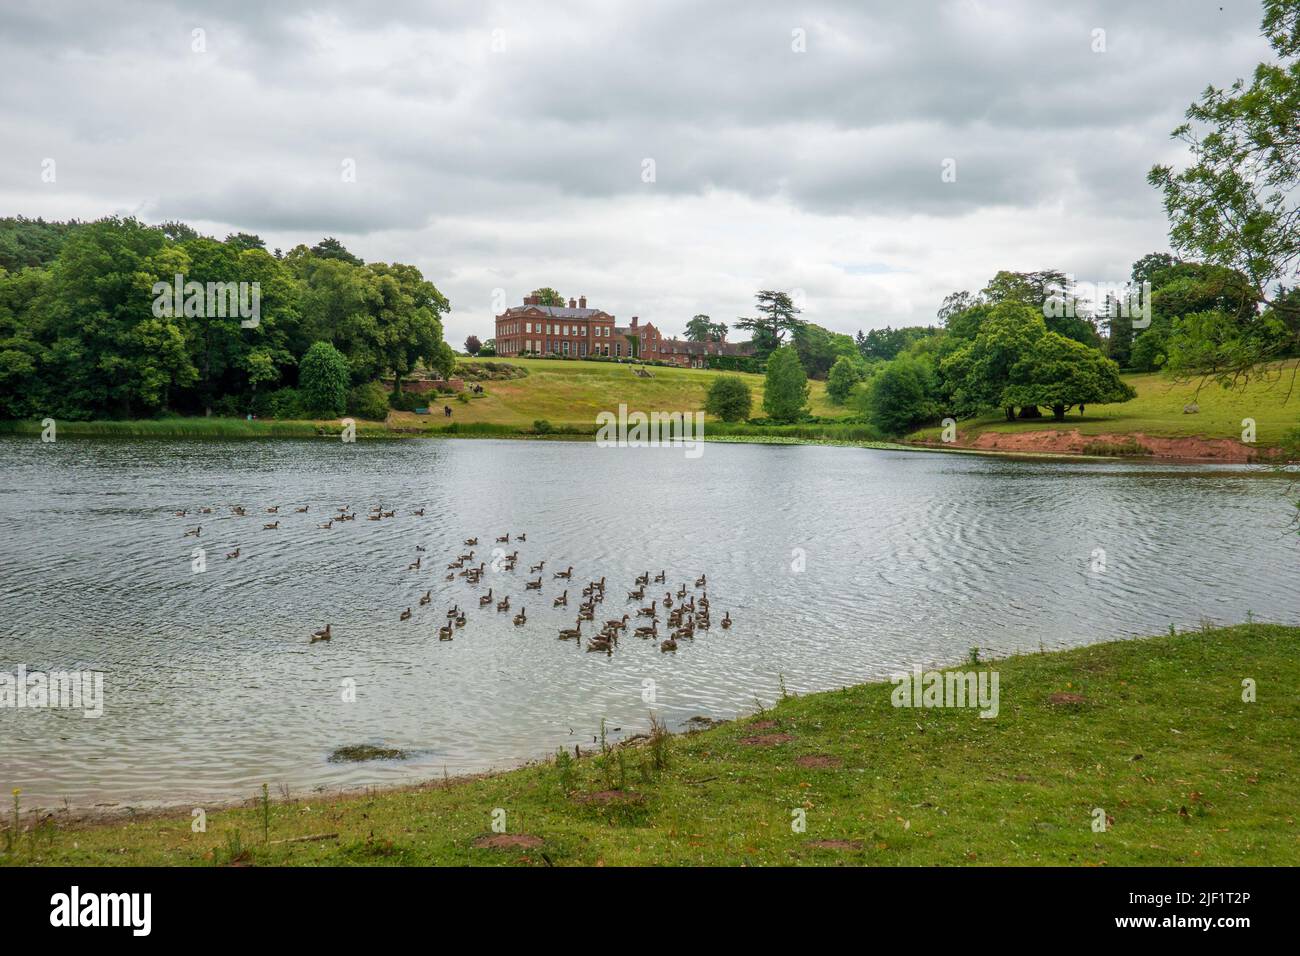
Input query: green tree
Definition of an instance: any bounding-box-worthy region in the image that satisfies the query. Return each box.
[368,261,451,393]
[1002,332,1136,420]
[762,345,809,422]
[704,375,752,421]
[685,314,713,342]
[1148,0,1300,381]
[737,290,804,356]
[310,237,363,265]
[825,355,863,404]
[298,341,350,418]
[866,355,939,435]
[941,302,1048,420]
[531,287,564,306]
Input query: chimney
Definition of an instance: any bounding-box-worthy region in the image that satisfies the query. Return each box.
[579,295,586,309]
[631,316,638,328]
[568,297,576,308]
[524,294,537,306]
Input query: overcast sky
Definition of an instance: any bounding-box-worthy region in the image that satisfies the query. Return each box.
[0,0,1275,345]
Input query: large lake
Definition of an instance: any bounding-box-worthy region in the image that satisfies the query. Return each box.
[1,437,1295,809]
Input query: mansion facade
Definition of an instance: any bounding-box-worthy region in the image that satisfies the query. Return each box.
[493,294,754,368]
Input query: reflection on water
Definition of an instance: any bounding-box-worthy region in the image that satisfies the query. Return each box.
[0,437,1295,807]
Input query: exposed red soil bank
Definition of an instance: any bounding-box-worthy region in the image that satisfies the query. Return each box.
[916,429,1263,461]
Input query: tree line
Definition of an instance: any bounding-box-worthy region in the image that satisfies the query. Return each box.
[0,217,453,420]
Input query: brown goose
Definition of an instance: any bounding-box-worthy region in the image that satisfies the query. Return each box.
[553,590,568,608]
[311,624,331,643]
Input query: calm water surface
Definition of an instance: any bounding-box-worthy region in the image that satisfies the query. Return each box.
[1,437,1295,808]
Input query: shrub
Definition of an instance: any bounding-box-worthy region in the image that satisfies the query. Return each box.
[266,387,303,420]
[704,376,752,422]
[298,341,350,418]
[388,389,426,412]
[533,419,553,434]
[826,355,864,405]
[347,382,390,421]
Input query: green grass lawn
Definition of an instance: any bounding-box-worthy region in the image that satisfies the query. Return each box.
[430,357,837,426]
[910,360,1300,447]
[6,623,1295,867]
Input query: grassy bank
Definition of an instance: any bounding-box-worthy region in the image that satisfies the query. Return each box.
[909,360,1300,448]
[5,623,1295,866]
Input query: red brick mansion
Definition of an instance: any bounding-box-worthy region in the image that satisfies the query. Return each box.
[493,294,755,368]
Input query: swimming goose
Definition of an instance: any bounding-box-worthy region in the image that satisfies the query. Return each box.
[463,537,478,546]
[637,600,657,618]
[438,623,454,641]
[173,510,187,517]
[263,521,278,530]
[311,624,331,643]
[455,611,466,628]
[497,595,510,612]
[554,566,573,580]
[525,577,542,590]
[478,589,493,607]
[447,605,460,619]
[517,533,526,542]
[654,570,666,583]
[411,508,425,516]
[635,571,649,586]
[295,505,309,513]
[695,574,707,588]
[513,608,527,626]
[496,533,510,543]
[529,560,545,573]
[627,586,644,601]
[634,621,658,639]
[605,614,629,630]
[558,621,583,641]
[183,526,201,537]
[400,607,412,621]
[419,590,432,606]
[266,506,279,514]
[660,637,677,653]
[553,590,568,608]
[721,611,732,629]
[407,556,421,570]
[225,548,240,559]
[319,519,334,529]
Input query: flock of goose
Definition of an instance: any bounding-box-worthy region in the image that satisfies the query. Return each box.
[175,506,732,654]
